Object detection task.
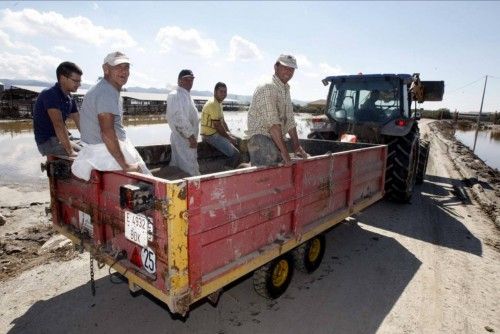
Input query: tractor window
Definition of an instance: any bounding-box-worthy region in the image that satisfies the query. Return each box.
[327,79,402,123]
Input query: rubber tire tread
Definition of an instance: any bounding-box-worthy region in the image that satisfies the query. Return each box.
[293,235,326,273]
[384,124,420,202]
[416,141,430,184]
[253,254,294,299]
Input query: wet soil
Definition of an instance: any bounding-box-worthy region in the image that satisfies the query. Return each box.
[431,120,500,228]
[0,202,78,282]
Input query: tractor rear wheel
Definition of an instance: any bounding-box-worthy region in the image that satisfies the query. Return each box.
[416,141,430,184]
[385,125,420,202]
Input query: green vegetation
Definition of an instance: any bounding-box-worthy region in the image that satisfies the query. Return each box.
[293,103,324,114]
[420,108,452,119]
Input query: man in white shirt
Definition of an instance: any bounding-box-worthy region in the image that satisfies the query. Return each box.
[166,69,200,176]
[71,51,150,180]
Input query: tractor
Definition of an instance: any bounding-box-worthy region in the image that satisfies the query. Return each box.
[308,73,444,202]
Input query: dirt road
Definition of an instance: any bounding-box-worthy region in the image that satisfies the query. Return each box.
[0,120,498,334]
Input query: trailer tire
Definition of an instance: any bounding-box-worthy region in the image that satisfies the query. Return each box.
[385,124,420,203]
[253,253,294,299]
[293,235,326,273]
[416,141,430,184]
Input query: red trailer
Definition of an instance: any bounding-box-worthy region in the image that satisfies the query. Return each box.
[45,139,386,316]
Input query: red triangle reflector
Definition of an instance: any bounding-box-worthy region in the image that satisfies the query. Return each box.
[131,247,143,268]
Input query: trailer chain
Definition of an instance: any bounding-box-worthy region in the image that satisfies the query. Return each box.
[90,252,96,296]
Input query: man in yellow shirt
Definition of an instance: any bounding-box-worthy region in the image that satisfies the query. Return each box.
[201,82,241,168]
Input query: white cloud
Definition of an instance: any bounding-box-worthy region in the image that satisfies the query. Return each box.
[128,69,163,88]
[0,28,39,53]
[228,35,262,62]
[293,59,343,79]
[0,51,60,81]
[0,28,61,81]
[294,54,312,68]
[92,2,99,10]
[319,63,343,76]
[54,45,72,54]
[155,26,218,58]
[0,8,136,48]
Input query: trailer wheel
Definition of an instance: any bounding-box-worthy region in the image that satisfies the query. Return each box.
[253,253,294,299]
[294,235,326,273]
[416,141,430,184]
[385,124,420,203]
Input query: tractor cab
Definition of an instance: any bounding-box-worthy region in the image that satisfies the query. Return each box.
[309,74,444,142]
[326,74,411,124]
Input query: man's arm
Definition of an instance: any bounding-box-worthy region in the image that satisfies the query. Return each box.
[47,108,76,156]
[98,113,138,172]
[213,120,238,145]
[269,124,292,165]
[288,127,308,159]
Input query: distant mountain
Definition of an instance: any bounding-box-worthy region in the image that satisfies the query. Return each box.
[0,78,308,106]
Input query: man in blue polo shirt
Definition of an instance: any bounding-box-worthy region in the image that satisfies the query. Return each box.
[33,61,83,157]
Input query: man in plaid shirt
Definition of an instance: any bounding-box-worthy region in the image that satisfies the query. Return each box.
[246,54,309,166]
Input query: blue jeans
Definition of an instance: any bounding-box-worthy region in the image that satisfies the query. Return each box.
[202,134,241,168]
[247,134,283,166]
[37,136,81,156]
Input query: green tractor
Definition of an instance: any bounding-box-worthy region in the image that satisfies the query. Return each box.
[308,73,444,202]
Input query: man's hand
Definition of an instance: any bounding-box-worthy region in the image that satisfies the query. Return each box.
[123,163,140,172]
[228,134,239,146]
[188,136,198,149]
[68,149,78,158]
[281,153,293,166]
[294,146,309,159]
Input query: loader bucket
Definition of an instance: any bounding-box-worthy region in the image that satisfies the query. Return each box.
[421,81,445,101]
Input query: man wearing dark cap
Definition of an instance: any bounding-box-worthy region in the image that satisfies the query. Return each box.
[246,54,308,166]
[166,69,200,176]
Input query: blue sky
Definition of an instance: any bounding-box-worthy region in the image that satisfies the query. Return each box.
[0,1,499,112]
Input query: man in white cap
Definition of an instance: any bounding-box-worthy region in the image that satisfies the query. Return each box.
[72,51,150,180]
[166,69,200,176]
[246,54,308,166]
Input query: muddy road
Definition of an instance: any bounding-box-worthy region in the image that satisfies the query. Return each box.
[0,120,498,334]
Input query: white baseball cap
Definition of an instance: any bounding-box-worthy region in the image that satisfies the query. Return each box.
[103,51,130,66]
[276,54,298,69]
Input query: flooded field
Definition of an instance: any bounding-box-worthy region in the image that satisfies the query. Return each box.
[454,128,500,170]
[0,113,315,186]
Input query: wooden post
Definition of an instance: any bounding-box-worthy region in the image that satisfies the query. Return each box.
[473,75,488,153]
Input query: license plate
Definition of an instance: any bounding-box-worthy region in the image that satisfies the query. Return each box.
[79,211,93,237]
[125,211,153,247]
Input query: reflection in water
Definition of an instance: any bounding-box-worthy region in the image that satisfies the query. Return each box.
[0,113,315,185]
[0,120,35,137]
[455,129,500,170]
